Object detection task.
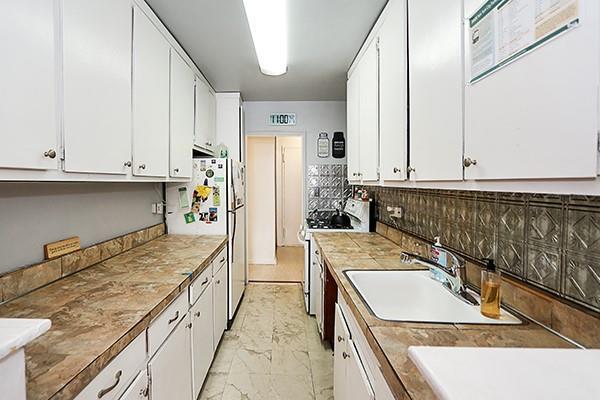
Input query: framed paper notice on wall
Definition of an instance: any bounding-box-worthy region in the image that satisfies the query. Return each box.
[268,113,297,126]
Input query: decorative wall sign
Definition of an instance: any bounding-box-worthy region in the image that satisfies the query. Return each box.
[44,237,81,259]
[317,132,330,158]
[332,131,345,158]
[268,113,297,126]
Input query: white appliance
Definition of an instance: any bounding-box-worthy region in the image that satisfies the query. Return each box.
[299,198,372,316]
[166,158,246,322]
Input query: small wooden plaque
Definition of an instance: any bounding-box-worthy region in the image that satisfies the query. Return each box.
[44,237,81,259]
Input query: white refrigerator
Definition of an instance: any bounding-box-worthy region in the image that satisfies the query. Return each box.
[166,158,246,322]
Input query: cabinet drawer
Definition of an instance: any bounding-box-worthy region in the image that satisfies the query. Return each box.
[148,291,188,356]
[189,266,212,305]
[75,333,146,400]
[212,247,227,275]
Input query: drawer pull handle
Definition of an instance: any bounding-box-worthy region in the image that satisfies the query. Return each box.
[220,257,225,263]
[342,352,350,360]
[201,277,209,286]
[195,311,201,317]
[168,311,179,325]
[97,370,122,398]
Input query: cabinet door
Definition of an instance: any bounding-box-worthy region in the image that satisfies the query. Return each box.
[212,265,228,349]
[63,0,132,174]
[119,370,148,400]
[148,315,193,400]
[358,38,380,182]
[194,79,216,150]
[379,0,408,182]
[132,7,169,178]
[0,1,58,170]
[333,304,350,400]
[346,339,375,400]
[464,0,599,180]
[169,50,194,178]
[408,0,463,181]
[190,283,214,399]
[346,71,361,182]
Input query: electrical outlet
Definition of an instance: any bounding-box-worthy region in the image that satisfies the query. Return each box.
[387,206,404,219]
[151,203,164,215]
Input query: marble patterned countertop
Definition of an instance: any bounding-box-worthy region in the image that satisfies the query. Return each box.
[312,232,574,400]
[0,234,227,400]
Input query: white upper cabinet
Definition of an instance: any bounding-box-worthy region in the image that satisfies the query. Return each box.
[408,0,464,181]
[132,7,170,178]
[169,50,194,178]
[358,38,380,183]
[347,71,361,182]
[463,0,599,180]
[0,1,58,171]
[379,0,408,182]
[195,78,217,151]
[62,0,132,175]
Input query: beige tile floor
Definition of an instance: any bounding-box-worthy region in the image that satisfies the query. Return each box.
[199,283,333,400]
[249,247,304,283]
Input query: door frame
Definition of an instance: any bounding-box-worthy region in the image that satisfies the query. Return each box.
[245,132,307,254]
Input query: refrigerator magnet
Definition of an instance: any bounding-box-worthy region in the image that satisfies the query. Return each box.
[213,186,221,206]
[209,207,218,222]
[178,187,189,209]
[206,169,215,178]
[184,212,195,224]
[200,160,207,171]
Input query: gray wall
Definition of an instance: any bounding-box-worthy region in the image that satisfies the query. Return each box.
[0,183,163,274]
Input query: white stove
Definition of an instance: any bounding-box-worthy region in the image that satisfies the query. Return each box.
[298,199,372,316]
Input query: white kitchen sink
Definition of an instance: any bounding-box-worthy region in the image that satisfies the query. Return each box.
[345,270,521,325]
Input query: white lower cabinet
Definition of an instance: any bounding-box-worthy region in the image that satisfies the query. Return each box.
[148,314,193,400]
[190,281,214,399]
[334,298,395,400]
[334,304,374,400]
[119,371,148,400]
[213,264,228,349]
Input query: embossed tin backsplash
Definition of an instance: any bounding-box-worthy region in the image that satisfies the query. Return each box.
[358,186,600,312]
[307,164,351,218]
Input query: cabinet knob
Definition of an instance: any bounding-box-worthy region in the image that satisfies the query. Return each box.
[216,279,221,284]
[195,311,201,317]
[174,168,180,173]
[124,161,132,167]
[393,167,401,173]
[44,149,57,159]
[463,157,477,167]
[139,164,146,170]
[187,322,193,329]
[337,335,343,342]
[342,352,350,359]
[407,166,415,173]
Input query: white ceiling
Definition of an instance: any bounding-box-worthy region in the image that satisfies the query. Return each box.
[145,0,388,101]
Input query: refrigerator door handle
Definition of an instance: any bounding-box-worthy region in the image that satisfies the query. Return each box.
[231,210,236,263]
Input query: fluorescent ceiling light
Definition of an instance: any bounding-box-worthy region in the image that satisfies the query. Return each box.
[243,0,288,76]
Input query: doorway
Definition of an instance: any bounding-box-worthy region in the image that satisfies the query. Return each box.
[246,135,304,282]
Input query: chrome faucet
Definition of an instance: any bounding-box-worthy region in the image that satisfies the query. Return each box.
[401,244,479,305]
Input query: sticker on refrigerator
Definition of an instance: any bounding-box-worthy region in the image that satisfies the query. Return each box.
[215,177,225,183]
[198,212,209,222]
[209,207,218,222]
[213,186,221,206]
[183,212,195,224]
[195,184,212,203]
[199,160,207,171]
[178,187,189,209]
[206,169,215,178]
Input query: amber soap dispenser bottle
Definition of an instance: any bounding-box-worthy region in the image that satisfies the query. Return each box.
[480,258,501,319]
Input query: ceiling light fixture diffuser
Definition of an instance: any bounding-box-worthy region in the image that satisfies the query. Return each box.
[242,0,288,76]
